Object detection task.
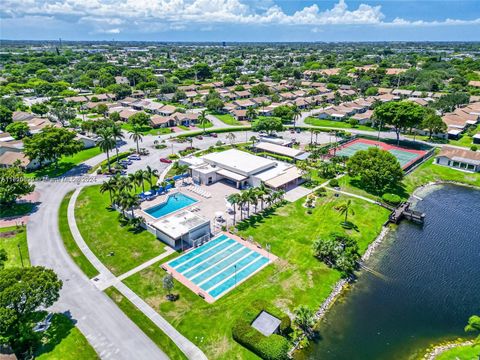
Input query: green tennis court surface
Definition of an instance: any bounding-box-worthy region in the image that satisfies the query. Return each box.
[335,141,422,168]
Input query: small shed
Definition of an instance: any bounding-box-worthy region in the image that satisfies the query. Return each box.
[251,311,281,337]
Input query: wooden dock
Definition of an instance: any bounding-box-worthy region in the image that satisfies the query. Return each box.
[389,202,425,224]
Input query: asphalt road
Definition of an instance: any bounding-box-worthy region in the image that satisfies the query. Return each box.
[27,181,169,360]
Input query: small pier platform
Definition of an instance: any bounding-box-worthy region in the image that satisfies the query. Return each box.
[389,202,425,224]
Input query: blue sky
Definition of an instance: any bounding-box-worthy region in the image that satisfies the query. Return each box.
[1,0,479,41]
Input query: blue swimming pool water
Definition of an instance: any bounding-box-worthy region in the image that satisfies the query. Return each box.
[166,234,270,299]
[144,193,197,219]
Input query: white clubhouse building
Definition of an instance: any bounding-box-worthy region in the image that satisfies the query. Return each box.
[180,149,304,190]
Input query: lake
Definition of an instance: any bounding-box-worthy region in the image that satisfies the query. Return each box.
[297,184,480,360]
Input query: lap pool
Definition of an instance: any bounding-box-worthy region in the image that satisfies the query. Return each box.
[144,193,198,219]
[165,234,272,301]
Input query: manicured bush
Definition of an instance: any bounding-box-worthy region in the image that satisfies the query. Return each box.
[314,187,326,196]
[471,145,478,152]
[382,193,402,205]
[329,179,339,187]
[232,300,291,360]
[232,321,289,360]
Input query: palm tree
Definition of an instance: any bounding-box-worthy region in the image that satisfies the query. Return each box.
[226,132,236,145]
[257,183,270,210]
[241,190,252,218]
[100,178,116,205]
[249,135,257,148]
[134,170,146,193]
[128,173,138,192]
[246,107,257,121]
[117,176,133,194]
[248,188,259,213]
[294,305,315,339]
[144,165,159,190]
[227,193,241,225]
[97,128,116,173]
[336,199,355,224]
[291,104,301,129]
[198,109,209,134]
[129,126,144,154]
[110,123,124,162]
[124,192,140,218]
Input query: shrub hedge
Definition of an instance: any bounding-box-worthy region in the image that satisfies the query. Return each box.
[231,300,291,360]
[381,193,402,205]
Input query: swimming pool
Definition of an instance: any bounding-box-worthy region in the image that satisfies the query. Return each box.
[144,193,198,219]
[166,234,271,301]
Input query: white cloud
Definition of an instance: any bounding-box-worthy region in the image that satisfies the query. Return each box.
[1,0,478,34]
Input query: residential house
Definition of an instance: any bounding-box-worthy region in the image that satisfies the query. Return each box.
[435,147,480,172]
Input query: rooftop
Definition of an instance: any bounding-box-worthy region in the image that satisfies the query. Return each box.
[251,311,281,337]
[151,210,208,239]
[202,149,276,176]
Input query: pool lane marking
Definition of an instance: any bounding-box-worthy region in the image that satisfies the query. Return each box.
[191,248,254,285]
[204,255,267,295]
[169,236,229,269]
[177,241,239,275]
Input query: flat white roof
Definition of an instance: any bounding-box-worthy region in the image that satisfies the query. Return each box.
[253,161,292,182]
[202,149,275,176]
[254,141,304,158]
[265,167,303,189]
[152,210,208,239]
[216,168,248,181]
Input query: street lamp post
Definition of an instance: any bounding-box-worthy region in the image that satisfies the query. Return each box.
[234,264,237,288]
[18,243,24,268]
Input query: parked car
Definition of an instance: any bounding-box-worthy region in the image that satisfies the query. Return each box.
[128,155,141,160]
[196,135,203,140]
[210,133,218,138]
[160,158,172,163]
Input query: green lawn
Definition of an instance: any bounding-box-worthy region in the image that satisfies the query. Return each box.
[338,156,480,201]
[403,157,480,194]
[0,226,30,268]
[35,313,99,360]
[121,123,173,135]
[25,147,103,178]
[105,287,187,360]
[304,117,377,131]
[436,344,480,360]
[75,185,166,275]
[58,191,98,278]
[123,193,389,359]
[211,113,243,126]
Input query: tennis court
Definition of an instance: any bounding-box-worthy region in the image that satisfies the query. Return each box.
[163,233,276,303]
[334,138,427,169]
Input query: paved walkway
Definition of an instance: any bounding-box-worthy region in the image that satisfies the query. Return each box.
[27,182,168,360]
[67,188,207,360]
[324,187,378,204]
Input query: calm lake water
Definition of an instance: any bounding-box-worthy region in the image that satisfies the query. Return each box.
[297,184,480,360]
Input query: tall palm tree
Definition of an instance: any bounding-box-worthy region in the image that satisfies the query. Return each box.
[129,126,144,154]
[100,178,116,206]
[257,183,270,210]
[313,129,321,145]
[246,107,257,121]
[144,165,159,190]
[227,193,241,225]
[117,176,133,194]
[124,192,140,218]
[241,190,252,218]
[128,173,138,192]
[226,132,236,145]
[110,123,124,162]
[198,110,209,134]
[336,199,355,224]
[97,128,116,173]
[291,104,301,129]
[134,170,146,193]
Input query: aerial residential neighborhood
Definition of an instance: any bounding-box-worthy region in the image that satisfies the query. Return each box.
[0,1,480,360]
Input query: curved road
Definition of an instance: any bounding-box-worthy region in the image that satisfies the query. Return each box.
[27,181,169,360]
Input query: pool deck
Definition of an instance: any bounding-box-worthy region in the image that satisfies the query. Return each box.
[162,232,278,303]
